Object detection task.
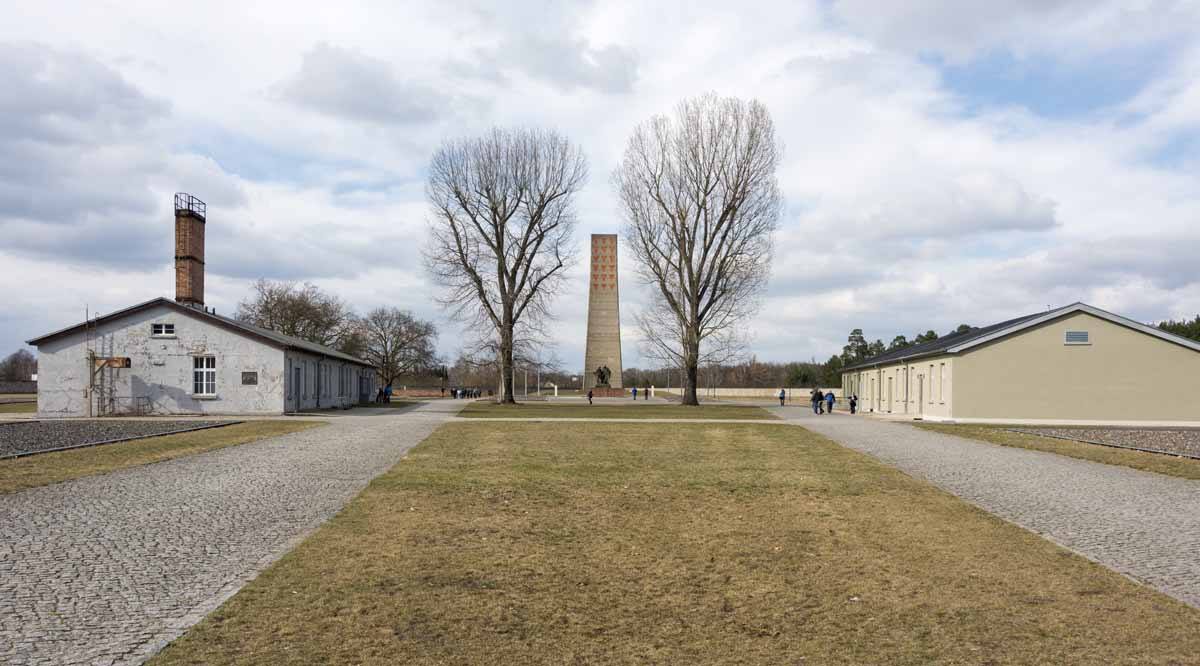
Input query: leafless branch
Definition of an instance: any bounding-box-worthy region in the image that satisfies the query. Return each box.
[614,93,782,405]
[424,127,587,402]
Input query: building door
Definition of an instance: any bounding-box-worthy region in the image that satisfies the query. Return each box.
[293,366,301,411]
[917,375,924,417]
[315,362,322,409]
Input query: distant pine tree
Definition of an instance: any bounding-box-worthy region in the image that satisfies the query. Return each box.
[1159,316,1200,342]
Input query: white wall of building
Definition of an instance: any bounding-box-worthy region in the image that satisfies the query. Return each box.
[36,304,286,417]
[283,350,374,412]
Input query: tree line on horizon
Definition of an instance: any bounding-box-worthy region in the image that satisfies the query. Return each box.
[233,279,439,389]
[1158,315,1200,342]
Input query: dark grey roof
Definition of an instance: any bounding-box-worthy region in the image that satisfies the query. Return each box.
[27,297,375,368]
[841,310,1050,372]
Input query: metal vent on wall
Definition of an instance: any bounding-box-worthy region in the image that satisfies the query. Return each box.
[1065,330,1090,345]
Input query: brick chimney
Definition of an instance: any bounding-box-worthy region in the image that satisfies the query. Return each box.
[174,193,206,307]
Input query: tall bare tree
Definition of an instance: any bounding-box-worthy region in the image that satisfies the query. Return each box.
[615,93,783,406]
[424,127,587,403]
[357,307,438,387]
[235,279,358,353]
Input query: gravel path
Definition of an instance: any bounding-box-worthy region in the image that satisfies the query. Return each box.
[772,407,1200,609]
[1012,427,1200,459]
[0,401,463,665]
[0,420,236,459]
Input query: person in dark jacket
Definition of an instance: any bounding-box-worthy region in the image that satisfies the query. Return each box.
[815,389,825,414]
[587,389,594,405]
[849,394,858,414]
[825,390,835,414]
[778,388,786,406]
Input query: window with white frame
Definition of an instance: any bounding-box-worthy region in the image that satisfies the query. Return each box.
[151,323,175,337]
[193,356,216,395]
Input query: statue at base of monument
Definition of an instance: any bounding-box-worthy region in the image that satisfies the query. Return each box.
[593,365,611,387]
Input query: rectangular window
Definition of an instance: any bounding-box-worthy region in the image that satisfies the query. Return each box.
[1065,330,1090,345]
[241,371,258,386]
[151,323,175,337]
[193,356,216,395]
[939,363,945,402]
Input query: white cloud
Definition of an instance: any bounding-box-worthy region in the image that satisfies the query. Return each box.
[1,0,1198,371]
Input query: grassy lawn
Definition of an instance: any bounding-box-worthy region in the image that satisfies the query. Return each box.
[153,422,1200,665]
[0,420,323,494]
[917,424,1200,481]
[460,401,776,420]
[0,401,36,413]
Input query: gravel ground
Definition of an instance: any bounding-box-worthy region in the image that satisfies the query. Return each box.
[1012,427,1200,459]
[0,420,236,459]
[0,402,463,665]
[771,407,1200,610]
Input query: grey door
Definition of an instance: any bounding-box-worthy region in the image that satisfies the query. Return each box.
[293,366,301,411]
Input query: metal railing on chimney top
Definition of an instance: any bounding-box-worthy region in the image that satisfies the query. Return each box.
[174,192,207,219]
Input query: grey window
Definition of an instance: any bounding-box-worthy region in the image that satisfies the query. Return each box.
[151,323,175,337]
[1065,330,1090,345]
[241,372,258,386]
[193,356,216,395]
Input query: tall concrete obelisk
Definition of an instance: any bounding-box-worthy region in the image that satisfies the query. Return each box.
[583,234,623,389]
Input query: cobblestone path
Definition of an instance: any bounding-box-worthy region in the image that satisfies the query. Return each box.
[773,407,1200,609]
[0,401,463,665]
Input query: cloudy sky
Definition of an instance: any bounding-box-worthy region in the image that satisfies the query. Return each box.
[3,0,1199,370]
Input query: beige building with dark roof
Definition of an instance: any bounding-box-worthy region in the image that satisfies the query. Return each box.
[842,303,1200,424]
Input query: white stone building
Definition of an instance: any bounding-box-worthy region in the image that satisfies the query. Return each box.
[26,193,377,417]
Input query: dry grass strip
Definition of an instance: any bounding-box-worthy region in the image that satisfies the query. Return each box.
[0,401,36,414]
[0,420,324,494]
[460,402,776,420]
[917,423,1200,481]
[153,421,1200,665]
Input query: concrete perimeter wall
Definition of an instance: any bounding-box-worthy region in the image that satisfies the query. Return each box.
[655,387,840,400]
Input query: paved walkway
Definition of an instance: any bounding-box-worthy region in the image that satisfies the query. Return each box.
[771,407,1200,609]
[0,400,463,666]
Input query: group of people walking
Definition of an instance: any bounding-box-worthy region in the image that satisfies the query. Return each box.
[809,388,836,414]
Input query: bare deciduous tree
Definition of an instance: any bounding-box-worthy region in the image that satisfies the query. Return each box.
[357,307,438,388]
[615,93,783,406]
[235,279,358,353]
[424,127,587,404]
[0,349,37,381]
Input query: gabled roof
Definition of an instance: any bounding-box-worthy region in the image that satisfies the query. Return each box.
[842,302,1200,372]
[27,297,375,368]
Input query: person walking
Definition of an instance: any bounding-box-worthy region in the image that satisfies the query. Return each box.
[384,383,393,404]
[815,389,825,414]
[587,389,594,405]
[632,386,638,400]
[825,390,835,415]
[644,385,650,400]
[849,394,858,415]
[809,388,819,414]
[778,388,786,407]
